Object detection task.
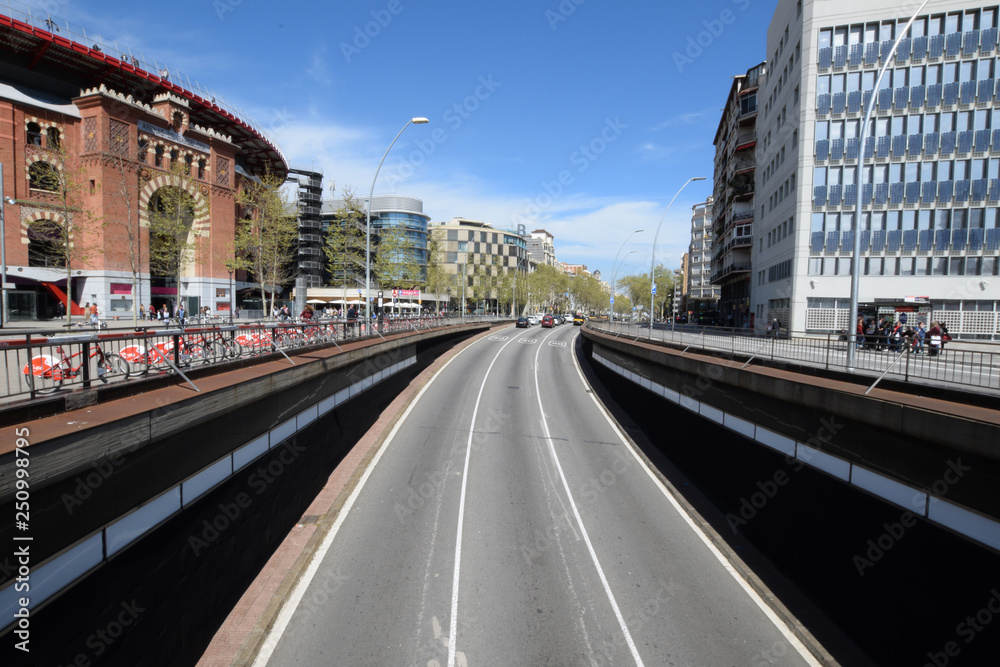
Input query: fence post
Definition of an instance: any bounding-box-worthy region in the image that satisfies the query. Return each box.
[904,342,910,382]
[825,334,831,370]
[81,340,92,388]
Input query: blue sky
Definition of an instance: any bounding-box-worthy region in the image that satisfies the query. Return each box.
[53,0,775,280]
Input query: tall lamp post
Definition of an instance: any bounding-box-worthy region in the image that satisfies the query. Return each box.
[610,229,644,320]
[847,0,928,369]
[650,176,704,339]
[366,117,429,325]
[611,249,638,324]
[1,165,12,327]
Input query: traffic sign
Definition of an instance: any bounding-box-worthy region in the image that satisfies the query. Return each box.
[610,296,615,304]
[652,284,657,295]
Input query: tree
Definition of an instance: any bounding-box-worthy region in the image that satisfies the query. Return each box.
[323,185,367,288]
[424,234,451,313]
[25,144,100,327]
[234,169,298,316]
[146,161,209,313]
[109,153,142,326]
[374,224,420,290]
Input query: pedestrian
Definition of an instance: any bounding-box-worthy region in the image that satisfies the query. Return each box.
[914,321,926,353]
[855,315,866,350]
[300,304,314,320]
[272,305,279,320]
[149,304,157,320]
[280,304,291,321]
[176,303,186,327]
[56,300,66,319]
[159,304,169,321]
[927,321,943,357]
[771,317,780,337]
[139,304,146,320]
[765,320,773,337]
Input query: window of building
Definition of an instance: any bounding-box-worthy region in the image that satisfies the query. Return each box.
[155,145,164,167]
[198,159,206,179]
[46,127,60,150]
[138,138,148,163]
[26,122,41,146]
[28,161,59,191]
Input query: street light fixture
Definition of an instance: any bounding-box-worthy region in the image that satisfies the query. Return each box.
[650,177,704,338]
[847,0,928,369]
[610,228,643,324]
[365,117,429,327]
[1,182,14,328]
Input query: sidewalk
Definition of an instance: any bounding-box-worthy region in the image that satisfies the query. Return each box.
[0,315,247,337]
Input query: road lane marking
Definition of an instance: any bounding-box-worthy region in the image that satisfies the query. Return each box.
[448,332,523,667]
[252,330,502,667]
[548,340,567,347]
[533,328,646,667]
[568,339,823,667]
[518,338,537,344]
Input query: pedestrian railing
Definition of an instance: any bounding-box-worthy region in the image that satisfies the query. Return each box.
[589,322,1000,394]
[0,316,496,402]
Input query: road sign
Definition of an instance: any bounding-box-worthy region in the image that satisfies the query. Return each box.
[610,297,615,304]
[652,284,657,295]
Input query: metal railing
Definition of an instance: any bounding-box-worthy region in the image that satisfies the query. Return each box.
[589,321,1000,394]
[0,315,498,402]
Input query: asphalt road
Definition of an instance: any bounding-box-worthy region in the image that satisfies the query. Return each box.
[254,323,823,666]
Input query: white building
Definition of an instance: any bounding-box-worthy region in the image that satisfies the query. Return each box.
[528,229,557,267]
[755,0,1000,338]
[688,198,720,313]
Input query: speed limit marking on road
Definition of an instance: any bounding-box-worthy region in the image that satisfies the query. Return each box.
[489,335,509,341]
[518,338,537,344]
[548,341,567,347]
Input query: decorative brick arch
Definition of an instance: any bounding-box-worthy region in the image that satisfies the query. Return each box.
[20,209,68,246]
[137,172,211,237]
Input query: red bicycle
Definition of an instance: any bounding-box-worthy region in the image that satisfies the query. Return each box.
[23,339,130,394]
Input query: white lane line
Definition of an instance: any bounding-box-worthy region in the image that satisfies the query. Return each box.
[533,328,646,667]
[568,334,823,667]
[252,330,501,666]
[447,331,523,667]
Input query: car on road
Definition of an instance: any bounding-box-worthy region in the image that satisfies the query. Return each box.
[527,315,540,325]
[573,313,585,326]
[541,315,554,328]
[516,316,529,328]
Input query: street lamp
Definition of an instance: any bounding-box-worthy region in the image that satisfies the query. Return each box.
[847,0,928,369]
[650,177,704,338]
[366,117,429,326]
[610,228,643,323]
[227,265,234,325]
[1,191,14,328]
[611,249,638,323]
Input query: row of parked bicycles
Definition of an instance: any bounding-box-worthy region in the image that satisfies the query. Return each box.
[16,319,386,396]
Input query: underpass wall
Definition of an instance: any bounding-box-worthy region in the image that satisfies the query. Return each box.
[580,328,1000,550]
[0,325,488,665]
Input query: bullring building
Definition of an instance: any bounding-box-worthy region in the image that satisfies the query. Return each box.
[0,7,285,321]
[754,0,1000,339]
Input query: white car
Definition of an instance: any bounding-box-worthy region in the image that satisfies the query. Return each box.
[527,315,540,325]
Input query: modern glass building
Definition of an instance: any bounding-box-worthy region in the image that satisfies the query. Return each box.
[755,0,1000,338]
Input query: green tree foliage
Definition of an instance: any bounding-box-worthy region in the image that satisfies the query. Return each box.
[25,145,100,326]
[424,235,451,311]
[323,186,367,287]
[374,224,421,289]
[234,169,298,316]
[147,161,209,307]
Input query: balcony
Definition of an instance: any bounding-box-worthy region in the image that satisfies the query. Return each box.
[710,263,752,284]
[735,132,756,151]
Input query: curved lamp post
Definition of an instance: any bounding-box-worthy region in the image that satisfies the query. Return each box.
[366,117,429,325]
[847,0,928,369]
[610,228,643,323]
[650,177,704,338]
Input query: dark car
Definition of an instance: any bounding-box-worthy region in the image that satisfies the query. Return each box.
[541,315,554,328]
[516,316,530,328]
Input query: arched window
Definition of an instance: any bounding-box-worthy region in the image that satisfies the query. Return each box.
[138,138,148,163]
[46,127,60,149]
[27,219,66,268]
[28,161,59,191]
[197,158,206,179]
[155,145,164,167]
[26,122,41,146]
[169,148,179,165]
[184,154,193,175]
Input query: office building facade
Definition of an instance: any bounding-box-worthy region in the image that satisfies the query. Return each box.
[757,0,1000,338]
[688,197,720,317]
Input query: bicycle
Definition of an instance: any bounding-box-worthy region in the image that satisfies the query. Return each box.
[23,338,130,394]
